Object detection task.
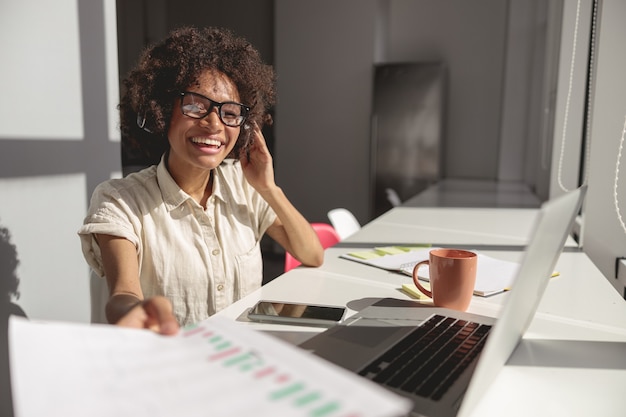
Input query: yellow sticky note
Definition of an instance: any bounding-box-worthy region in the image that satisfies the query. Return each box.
[347,251,382,260]
[374,246,407,255]
[401,283,430,299]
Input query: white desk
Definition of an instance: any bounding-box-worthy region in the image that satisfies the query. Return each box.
[219,247,626,339]
[319,247,626,332]
[344,206,579,248]
[217,209,626,417]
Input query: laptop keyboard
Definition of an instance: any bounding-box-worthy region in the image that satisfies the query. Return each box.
[358,314,491,401]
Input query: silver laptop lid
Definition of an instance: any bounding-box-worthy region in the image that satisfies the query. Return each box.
[458,185,586,417]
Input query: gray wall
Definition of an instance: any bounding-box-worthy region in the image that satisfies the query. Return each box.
[275,0,555,225]
[274,0,378,225]
[386,0,508,181]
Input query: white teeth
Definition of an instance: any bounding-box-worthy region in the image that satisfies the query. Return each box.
[191,137,222,147]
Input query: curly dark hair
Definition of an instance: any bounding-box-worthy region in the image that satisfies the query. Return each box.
[0,225,20,300]
[120,26,276,164]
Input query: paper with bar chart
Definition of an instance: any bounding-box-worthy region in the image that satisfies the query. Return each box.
[9,315,411,417]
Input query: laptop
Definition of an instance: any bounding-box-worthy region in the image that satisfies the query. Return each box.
[299,186,586,417]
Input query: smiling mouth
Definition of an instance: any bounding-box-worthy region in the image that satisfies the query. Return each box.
[191,137,223,148]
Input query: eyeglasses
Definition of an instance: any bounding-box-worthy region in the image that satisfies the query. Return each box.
[179,91,250,127]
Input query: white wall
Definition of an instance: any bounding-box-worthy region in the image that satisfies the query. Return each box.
[0,2,122,415]
[0,0,121,323]
[582,0,626,296]
[0,2,83,139]
[549,0,594,199]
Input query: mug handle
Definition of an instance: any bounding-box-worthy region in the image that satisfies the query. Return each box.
[412,260,432,298]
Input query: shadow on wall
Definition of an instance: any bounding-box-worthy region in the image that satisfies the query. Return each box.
[0,224,28,417]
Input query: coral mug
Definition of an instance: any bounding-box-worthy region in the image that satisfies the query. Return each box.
[412,249,478,311]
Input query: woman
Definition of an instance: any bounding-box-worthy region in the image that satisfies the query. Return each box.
[79,27,323,326]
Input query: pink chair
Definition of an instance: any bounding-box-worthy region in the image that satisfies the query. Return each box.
[284,223,341,272]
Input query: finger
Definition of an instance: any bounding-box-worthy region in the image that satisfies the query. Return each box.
[255,131,267,148]
[249,122,267,149]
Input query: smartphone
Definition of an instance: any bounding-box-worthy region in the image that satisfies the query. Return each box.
[242,122,253,162]
[247,300,346,327]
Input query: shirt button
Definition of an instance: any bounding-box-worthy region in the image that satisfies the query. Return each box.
[217,284,224,291]
[212,249,220,256]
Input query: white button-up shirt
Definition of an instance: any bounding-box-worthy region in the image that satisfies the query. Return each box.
[78,158,276,326]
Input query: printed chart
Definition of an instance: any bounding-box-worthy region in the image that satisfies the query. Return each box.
[9,315,411,417]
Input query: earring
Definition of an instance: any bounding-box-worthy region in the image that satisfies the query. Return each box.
[136,114,152,133]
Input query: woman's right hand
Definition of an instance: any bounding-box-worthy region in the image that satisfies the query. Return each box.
[116,295,179,335]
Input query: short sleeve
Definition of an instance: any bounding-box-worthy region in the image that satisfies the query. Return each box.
[77,181,142,277]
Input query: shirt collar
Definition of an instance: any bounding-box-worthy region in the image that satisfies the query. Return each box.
[156,155,228,211]
[157,157,190,211]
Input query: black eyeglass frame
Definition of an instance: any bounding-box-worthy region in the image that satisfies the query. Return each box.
[179,91,250,127]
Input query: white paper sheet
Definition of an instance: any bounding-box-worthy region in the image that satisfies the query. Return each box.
[9,315,411,417]
[341,248,522,296]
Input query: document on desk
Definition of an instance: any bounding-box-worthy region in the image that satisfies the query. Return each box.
[8,315,411,417]
[341,247,533,296]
